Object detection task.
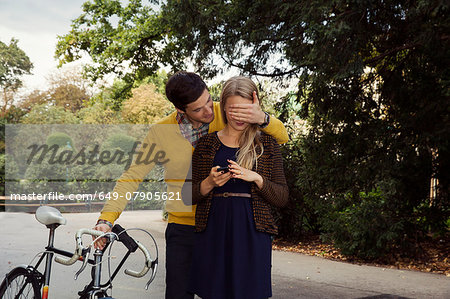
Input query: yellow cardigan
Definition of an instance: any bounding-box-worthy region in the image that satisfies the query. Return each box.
[99,102,288,226]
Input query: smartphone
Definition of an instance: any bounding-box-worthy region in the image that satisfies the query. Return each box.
[217,166,229,173]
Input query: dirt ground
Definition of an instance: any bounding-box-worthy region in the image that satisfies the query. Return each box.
[273,234,450,276]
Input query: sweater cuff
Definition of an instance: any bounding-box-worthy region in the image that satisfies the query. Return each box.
[99,211,119,224]
[257,175,271,199]
[192,181,212,204]
[96,219,113,228]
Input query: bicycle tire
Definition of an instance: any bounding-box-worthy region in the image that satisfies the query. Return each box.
[0,267,41,299]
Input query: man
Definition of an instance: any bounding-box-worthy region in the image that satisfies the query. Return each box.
[94,71,288,298]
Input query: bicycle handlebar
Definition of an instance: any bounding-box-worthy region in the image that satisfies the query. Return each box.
[54,227,156,282]
[54,228,104,265]
[124,241,151,277]
[112,224,156,280]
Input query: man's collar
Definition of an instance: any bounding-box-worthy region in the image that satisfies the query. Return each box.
[176,112,208,130]
[176,111,190,126]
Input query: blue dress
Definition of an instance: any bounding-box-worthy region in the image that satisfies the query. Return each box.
[189,142,272,299]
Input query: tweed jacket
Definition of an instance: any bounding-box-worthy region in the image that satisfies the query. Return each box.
[191,132,289,235]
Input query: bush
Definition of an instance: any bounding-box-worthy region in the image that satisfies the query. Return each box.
[319,188,404,259]
[276,132,445,260]
[274,140,317,240]
[46,132,74,149]
[101,133,136,153]
[21,104,79,124]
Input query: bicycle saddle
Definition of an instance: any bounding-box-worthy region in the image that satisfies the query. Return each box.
[35,206,67,226]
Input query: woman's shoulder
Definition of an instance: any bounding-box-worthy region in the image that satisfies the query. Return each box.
[202,131,219,142]
[197,131,219,147]
[258,132,278,146]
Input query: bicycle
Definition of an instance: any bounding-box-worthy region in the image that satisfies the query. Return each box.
[0,206,158,299]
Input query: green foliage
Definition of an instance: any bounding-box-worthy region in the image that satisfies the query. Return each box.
[1,38,33,116]
[22,147,79,194]
[275,140,311,239]
[320,189,405,259]
[160,0,306,78]
[101,133,136,153]
[46,132,75,149]
[0,38,33,90]
[21,104,80,124]
[208,82,223,102]
[80,71,171,122]
[121,83,173,124]
[280,1,448,257]
[55,0,174,88]
[93,79,134,112]
[134,70,168,95]
[77,100,122,124]
[0,153,19,209]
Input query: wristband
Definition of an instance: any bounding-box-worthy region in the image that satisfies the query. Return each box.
[96,219,113,228]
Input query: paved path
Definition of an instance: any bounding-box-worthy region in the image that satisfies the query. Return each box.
[0,210,448,298]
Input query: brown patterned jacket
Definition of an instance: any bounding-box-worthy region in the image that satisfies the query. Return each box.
[191,131,289,235]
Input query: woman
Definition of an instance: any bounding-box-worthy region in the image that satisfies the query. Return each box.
[189,76,289,299]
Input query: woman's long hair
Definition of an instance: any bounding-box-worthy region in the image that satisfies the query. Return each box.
[220,76,264,170]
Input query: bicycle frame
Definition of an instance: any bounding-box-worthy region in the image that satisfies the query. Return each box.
[18,223,137,299]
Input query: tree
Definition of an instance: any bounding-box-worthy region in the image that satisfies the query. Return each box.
[46,68,92,112]
[0,38,33,116]
[19,68,92,113]
[107,70,169,111]
[21,104,79,124]
[134,70,169,95]
[55,0,179,87]
[121,83,173,124]
[10,68,92,125]
[77,70,170,124]
[77,101,121,124]
[19,89,50,112]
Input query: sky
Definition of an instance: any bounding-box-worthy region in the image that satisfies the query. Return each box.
[0,0,233,93]
[0,0,90,91]
[0,0,285,95]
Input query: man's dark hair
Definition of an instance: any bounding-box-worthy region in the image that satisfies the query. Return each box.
[165,71,207,111]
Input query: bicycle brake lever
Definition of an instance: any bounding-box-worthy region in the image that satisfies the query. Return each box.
[74,248,91,280]
[144,258,158,290]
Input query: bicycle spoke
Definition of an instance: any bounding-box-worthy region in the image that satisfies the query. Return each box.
[1,270,36,299]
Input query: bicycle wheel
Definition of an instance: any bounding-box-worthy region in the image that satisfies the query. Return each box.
[0,267,41,299]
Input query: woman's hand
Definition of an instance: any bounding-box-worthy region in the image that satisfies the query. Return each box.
[200,166,232,196]
[208,166,232,187]
[227,160,263,188]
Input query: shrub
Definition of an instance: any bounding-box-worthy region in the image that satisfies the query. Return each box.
[101,133,136,153]
[46,132,74,149]
[319,188,404,259]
